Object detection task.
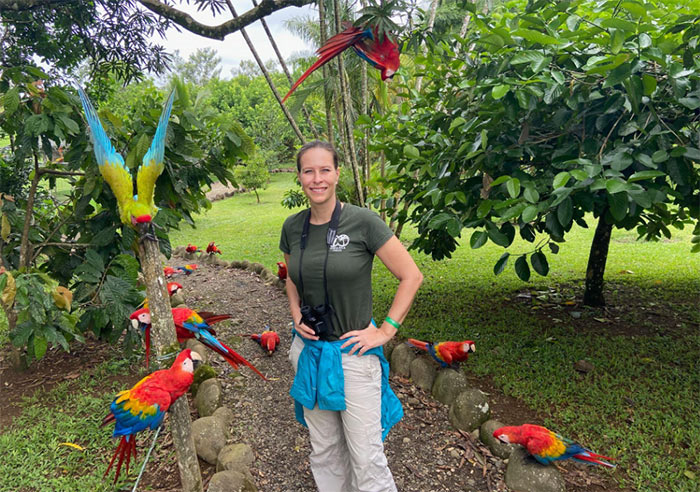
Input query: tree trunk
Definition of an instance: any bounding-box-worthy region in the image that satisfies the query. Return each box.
[136,229,202,492]
[249,0,320,140]
[224,0,306,144]
[332,0,364,206]
[414,0,439,93]
[583,212,613,307]
[18,155,40,270]
[318,0,335,146]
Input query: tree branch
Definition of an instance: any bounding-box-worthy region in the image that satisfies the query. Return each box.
[37,168,85,177]
[137,0,315,40]
[0,0,75,11]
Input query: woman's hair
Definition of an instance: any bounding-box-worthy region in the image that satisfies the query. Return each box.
[296,140,339,171]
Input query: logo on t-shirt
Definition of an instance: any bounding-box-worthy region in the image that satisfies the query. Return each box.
[330,234,350,252]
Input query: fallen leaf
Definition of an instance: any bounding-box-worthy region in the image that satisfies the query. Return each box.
[59,442,85,452]
[619,269,634,274]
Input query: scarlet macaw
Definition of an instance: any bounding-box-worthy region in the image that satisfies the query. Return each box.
[206,242,222,255]
[251,327,280,355]
[493,424,616,468]
[140,281,182,310]
[176,264,197,275]
[276,261,288,281]
[406,338,475,367]
[102,349,202,483]
[130,307,265,379]
[163,266,178,278]
[79,88,175,232]
[185,244,201,253]
[282,22,400,103]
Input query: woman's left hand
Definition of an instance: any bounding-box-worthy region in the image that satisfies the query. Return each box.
[340,323,394,356]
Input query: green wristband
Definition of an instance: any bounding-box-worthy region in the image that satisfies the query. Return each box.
[385,316,401,329]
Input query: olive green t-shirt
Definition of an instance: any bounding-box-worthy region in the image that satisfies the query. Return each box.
[279,203,394,341]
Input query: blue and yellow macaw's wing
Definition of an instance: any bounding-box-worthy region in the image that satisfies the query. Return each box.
[136,90,176,221]
[78,88,134,225]
[110,376,169,437]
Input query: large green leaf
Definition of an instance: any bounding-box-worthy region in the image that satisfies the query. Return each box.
[514,255,531,281]
[531,251,550,276]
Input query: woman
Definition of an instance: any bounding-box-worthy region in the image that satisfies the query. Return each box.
[279,140,423,492]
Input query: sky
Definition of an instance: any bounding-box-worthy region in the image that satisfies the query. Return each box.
[156,1,317,78]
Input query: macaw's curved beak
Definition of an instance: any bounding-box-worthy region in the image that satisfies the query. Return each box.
[132,214,152,225]
[381,69,396,81]
[191,351,203,370]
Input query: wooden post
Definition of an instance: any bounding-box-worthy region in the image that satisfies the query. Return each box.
[136,228,202,492]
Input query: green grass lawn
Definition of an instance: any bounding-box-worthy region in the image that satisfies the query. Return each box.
[2,172,698,491]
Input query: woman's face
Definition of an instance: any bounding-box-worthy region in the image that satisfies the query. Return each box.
[298,147,340,206]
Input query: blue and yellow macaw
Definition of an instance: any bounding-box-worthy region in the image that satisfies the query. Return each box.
[78,88,175,230]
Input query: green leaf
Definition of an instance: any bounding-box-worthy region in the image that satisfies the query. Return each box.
[652,150,669,163]
[513,28,560,45]
[449,117,466,133]
[33,335,48,360]
[477,200,492,218]
[492,85,510,100]
[490,175,511,187]
[553,172,571,189]
[641,74,657,95]
[682,147,700,161]
[523,187,540,203]
[638,33,652,48]
[521,205,538,223]
[608,192,629,221]
[515,256,531,281]
[531,251,550,276]
[549,242,560,254]
[470,230,488,249]
[493,252,510,276]
[506,178,521,198]
[557,197,573,227]
[606,179,628,194]
[2,87,20,115]
[603,62,632,88]
[570,169,589,181]
[487,224,511,247]
[628,170,665,182]
[403,144,420,159]
[600,18,637,33]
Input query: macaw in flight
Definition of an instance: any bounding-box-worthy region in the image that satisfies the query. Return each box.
[406,338,475,368]
[78,88,175,240]
[493,424,616,468]
[282,22,400,103]
[102,349,202,483]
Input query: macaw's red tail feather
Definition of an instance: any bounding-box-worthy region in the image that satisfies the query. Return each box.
[105,436,137,483]
[406,338,429,351]
[198,313,232,326]
[574,452,616,468]
[205,339,267,380]
[282,26,367,103]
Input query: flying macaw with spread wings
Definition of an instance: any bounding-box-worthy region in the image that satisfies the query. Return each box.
[78,88,175,235]
[282,22,400,103]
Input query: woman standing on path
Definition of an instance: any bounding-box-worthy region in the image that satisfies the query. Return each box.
[279,140,423,492]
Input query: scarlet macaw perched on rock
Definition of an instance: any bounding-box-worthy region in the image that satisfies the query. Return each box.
[79,88,175,239]
[282,21,400,103]
[493,424,616,468]
[185,244,201,253]
[206,242,222,255]
[102,349,202,483]
[406,338,475,368]
[251,327,280,355]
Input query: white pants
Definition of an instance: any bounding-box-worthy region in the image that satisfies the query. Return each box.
[289,336,398,492]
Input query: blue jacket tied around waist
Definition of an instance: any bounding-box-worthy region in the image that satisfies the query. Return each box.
[290,333,403,440]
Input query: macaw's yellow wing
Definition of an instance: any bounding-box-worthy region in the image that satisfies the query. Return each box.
[78,88,134,225]
[136,90,176,222]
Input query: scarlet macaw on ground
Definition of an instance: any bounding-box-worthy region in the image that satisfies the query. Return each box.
[493,424,616,468]
[79,88,175,235]
[251,327,280,355]
[276,261,287,281]
[282,22,400,103]
[406,338,475,367]
[206,242,222,255]
[102,349,202,483]
[176,264,197,275]
[185,244,201,253]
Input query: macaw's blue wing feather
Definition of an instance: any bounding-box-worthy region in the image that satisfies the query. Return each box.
[79,87,134,222]
[137,90,175,215]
